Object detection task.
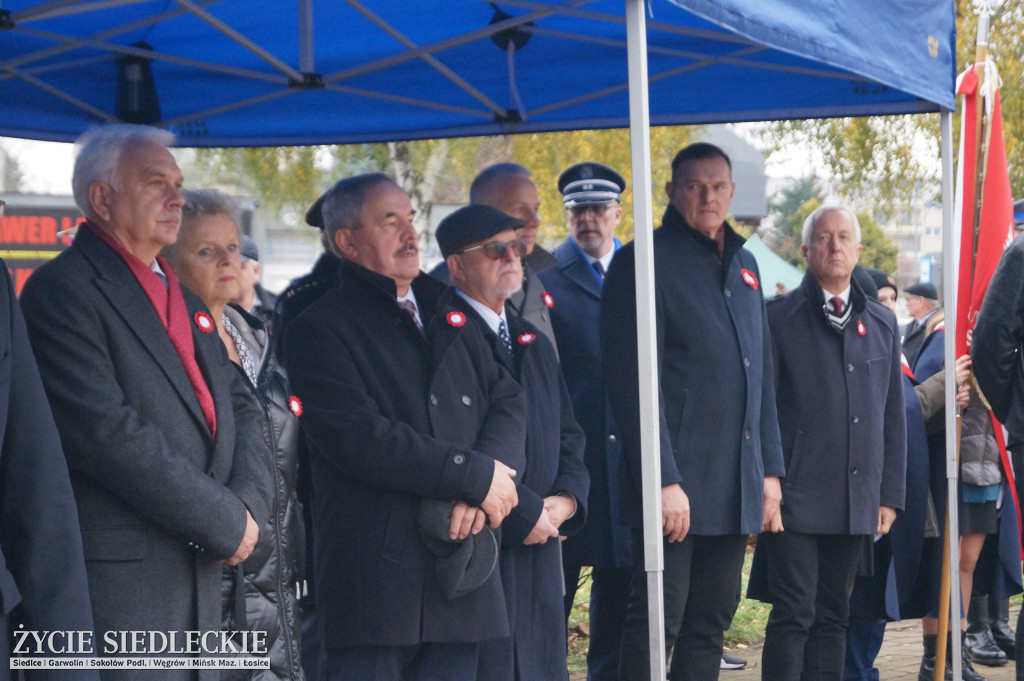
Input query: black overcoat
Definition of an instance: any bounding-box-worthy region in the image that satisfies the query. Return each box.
[282,262,526,650]
[766,273,906,534]
[0,262,98,680]
[538,237,631,569]
[20,227,272,681]
[602,206,784,535]
[453,297,589,681]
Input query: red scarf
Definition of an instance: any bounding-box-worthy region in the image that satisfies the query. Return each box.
[84,221,217,437]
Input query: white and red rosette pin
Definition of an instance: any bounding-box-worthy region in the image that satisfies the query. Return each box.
[542,292,555,308]
[857,320,866,336]
[194,311,215,332]
[446,311,466,327]
[287,396,303,417]
[740,268,759,290]
[517,332,537,345]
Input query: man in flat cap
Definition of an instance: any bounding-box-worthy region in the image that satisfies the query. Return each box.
[538,161,632,681]
[902,282,941,364]
[437,204,589,681]
[231,234,277,328]
[602,142,785,680]
[432,163,559,356]
[282,173,526,681]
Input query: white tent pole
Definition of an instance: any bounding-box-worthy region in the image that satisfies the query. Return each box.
[625,1,666,679]
[940,106,963,681]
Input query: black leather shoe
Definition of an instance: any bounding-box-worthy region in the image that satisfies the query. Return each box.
[965,627,1009,667]
[990,618,1016,660]
[961,653,989,681]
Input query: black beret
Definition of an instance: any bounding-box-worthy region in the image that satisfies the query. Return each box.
[863,267,897,296]
[558,161,626,206]
[305,193,326,230]
[436,205,525,259]
[905,282,938,300]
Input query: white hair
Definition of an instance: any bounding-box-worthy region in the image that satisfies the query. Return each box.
[72,124,175,220]
[801,205,861,247]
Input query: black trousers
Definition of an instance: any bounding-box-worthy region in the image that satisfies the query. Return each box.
[761,531,865,681]
[618,531,748,681]
[564,562,632,681]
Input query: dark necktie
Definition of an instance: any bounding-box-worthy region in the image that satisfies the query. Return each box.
[593,260,605,280]
[398,299,423,334]
[497,319,514,357]
[829,296,844,316]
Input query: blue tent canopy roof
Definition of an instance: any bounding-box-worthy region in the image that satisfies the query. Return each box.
[0,0,955,147]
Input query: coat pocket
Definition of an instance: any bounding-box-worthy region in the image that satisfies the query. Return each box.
[783,429,807,493]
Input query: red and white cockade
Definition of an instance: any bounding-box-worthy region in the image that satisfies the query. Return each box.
[446,311,466,327]
[518,333,536,345]
[288,396,303,417]
[740,269,759,290]
[542,292,555,308]
[194,311,215,332]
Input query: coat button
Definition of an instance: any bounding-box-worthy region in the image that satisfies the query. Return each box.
[743,428,751,439]
[850,467,858,475]
[724,287,732,297]
[461,395,471,406]
[847,363,855,372]
[744,357,751,367]
[430,394,438,405]
[608,434,617,443]
[453,454,465,465]
[851,415,859,424]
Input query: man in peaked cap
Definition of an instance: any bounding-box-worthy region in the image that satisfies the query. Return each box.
[437,204,589,681]
[538,161,631,681]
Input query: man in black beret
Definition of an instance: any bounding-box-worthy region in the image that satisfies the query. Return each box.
[903,281,941,364]
[438,204,589,681]
[538,161,633,680]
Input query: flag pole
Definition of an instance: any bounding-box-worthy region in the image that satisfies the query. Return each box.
[937,3,999,678]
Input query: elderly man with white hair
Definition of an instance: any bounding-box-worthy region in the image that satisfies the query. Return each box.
[750,204,906,681]
[20,124,271,680]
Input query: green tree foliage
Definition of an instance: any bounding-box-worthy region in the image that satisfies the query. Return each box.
[758,1,1024,213]
[764,175,820,266]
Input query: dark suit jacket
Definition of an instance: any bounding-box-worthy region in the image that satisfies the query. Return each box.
[282,262,526,650]
[538,237,631,569]
[21,227,272,681]
[602,206,785,535]
[767,273,906,534]
[454,298,588,681]
[0,262,97,680]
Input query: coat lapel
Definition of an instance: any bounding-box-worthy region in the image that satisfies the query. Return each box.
[78,229,211,439]
[556,239,603,301]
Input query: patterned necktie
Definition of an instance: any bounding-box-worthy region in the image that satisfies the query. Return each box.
[593,260,605,280]
[497,319,514,357]
[398,299,423,334]
[829,296,844,316]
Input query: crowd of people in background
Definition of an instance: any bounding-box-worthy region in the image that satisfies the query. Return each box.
[0,122,1022,681]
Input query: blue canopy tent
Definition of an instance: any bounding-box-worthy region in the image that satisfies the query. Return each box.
[1,1,959,676]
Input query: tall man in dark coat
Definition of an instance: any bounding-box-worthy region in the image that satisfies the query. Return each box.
[20,124,271,680]
[756,205,906,681]
[0,255,97,681]
[281,173,525,681]
[430,163,558,356]
[602,142,785,681]
[537,161,632,681]
[437,204,590,681]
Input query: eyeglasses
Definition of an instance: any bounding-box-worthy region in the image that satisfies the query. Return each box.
[458,238,528,260]
[569,203,613,217]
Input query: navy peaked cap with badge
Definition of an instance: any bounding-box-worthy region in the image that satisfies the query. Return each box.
[558,161,626,206]
[436,205,525,258]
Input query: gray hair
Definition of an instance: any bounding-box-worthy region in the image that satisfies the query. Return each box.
[801,205,862,248]
[322,172,396,247]
[162,188,240,260]
[469,163,532,206]
[72,124,175,221]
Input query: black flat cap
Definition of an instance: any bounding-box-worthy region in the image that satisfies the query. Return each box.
[558,161,626,206]
[905,282,938,300]
[863,267,897,296]
[305,193,326,230]
[436,205,524,259]
[416,499,497,600]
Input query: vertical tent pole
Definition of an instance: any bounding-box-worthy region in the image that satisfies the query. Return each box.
[624,1,666,678]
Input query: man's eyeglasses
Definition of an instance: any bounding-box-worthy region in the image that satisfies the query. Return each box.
[569,203,613,217]
[458,238,528,260]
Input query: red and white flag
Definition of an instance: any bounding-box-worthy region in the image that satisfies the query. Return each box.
[953,59,1019,540]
